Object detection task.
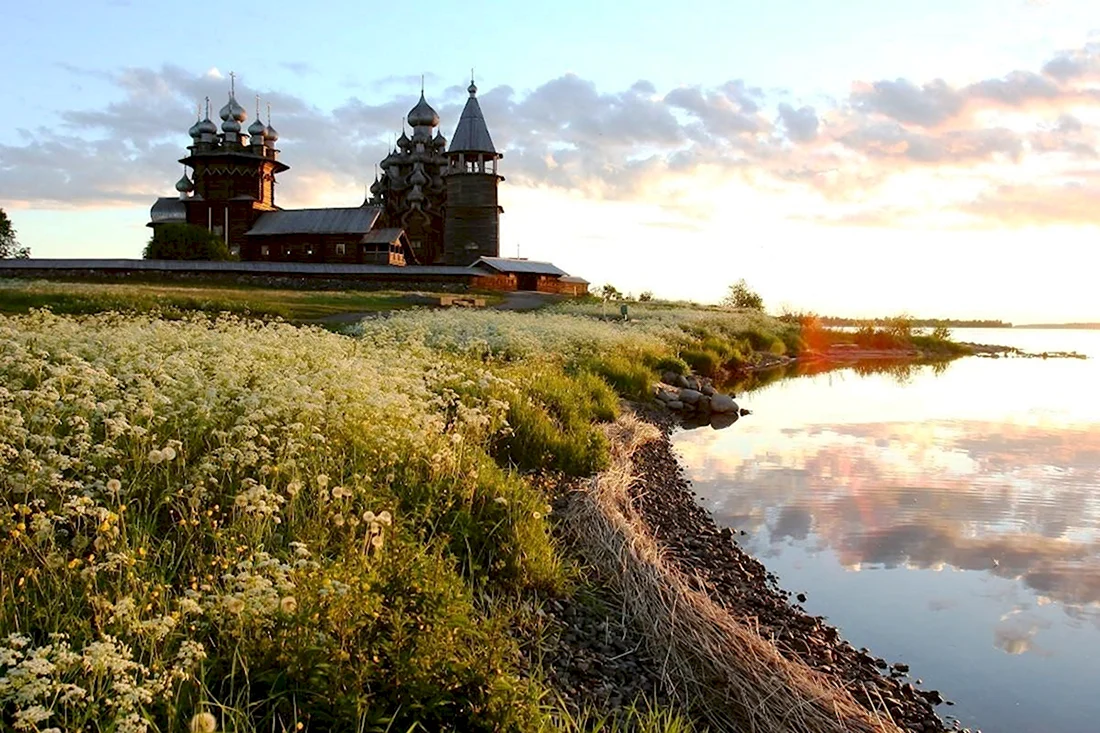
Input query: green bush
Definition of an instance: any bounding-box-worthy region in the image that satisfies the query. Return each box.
[581,353,653,400]
[144,222,233,260]
[490,368,613,477]
[680,348,722,376]
[653,356,689,376]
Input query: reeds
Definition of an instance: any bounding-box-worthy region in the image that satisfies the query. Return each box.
[563,412,906,733]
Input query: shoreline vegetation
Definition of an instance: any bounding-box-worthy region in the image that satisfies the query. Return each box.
[0,278,1063,732]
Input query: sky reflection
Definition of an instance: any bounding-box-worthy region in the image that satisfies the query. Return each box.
[672,330,1100,732]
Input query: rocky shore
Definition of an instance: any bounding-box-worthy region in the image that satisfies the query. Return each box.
[630,403,971,732]
[536,392,977,732]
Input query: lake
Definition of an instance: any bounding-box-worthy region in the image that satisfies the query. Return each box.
[672,329,1100,733]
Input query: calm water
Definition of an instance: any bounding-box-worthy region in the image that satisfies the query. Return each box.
[672,329,1100,733]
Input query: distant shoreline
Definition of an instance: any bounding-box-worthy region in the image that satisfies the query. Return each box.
[1013,323,1100,330]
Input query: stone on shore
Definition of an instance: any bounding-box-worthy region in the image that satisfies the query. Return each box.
[710,393,738,413]
[679,388,704,405]
[666,400,684,410]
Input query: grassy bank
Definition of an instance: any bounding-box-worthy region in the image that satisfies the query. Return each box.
[0,298,964,731]
[0,279,503,321]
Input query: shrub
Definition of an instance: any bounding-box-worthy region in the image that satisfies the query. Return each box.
[581,353,653,400]
[654,355,689,376]
[144,222,233,260]
[722,279,764,311]
[491,367,613,477]
[680,348,722,376]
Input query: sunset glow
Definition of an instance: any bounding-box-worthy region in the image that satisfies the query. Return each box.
[2,0,1098,319]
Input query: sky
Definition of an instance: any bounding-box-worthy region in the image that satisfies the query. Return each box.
[2,0,1099,322]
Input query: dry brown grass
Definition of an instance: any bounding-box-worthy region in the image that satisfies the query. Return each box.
[563,412,906,733]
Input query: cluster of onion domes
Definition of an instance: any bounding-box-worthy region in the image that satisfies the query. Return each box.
[187,81,279,146]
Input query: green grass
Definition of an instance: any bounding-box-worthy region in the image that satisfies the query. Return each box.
[0,297,968,731]
[0,279,502,320]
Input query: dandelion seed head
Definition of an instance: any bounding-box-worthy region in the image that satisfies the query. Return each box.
[162,446,177,461]
[189,712,217,733]
[279,596,298,614]
[147,449,164,465]
[106,479,122,493]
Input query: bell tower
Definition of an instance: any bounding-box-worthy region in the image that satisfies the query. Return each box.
[443,76,503,265]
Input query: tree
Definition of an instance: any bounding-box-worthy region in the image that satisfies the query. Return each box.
[598,283,623,301]
[144,223,232,261]
[0,208,30,259]
[723,279,764,311]
[638,290,653,302]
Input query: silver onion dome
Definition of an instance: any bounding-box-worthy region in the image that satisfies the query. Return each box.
[188,118,203,139]
[175,173,194,193]
[397,130,410,148]
[407,92,440,128]
[219,94,247,123]
[264,124,278,143]
[222,117,241,134]
[198,117,217,135]
[248,118,267,137]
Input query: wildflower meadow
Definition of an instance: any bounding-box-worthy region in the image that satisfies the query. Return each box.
[0,303,796,731]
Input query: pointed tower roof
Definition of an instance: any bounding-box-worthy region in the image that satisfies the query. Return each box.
[448,78,496,154]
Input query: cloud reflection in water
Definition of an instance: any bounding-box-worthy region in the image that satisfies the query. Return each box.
[676,417,1100,623]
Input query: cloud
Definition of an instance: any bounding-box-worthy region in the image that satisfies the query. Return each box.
[777,103,820,143]
[963,180,1100,226]
[852,78,965,128]
[5,44,1100,229]
[1041,41,1100,81]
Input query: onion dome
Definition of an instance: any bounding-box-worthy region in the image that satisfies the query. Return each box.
[397,130,411,149]
[407,91,440,128]
[433,130,447,148]
[407,185,424,203]
[409,165,428,187]
[222,117,241,134]
[248,117,267,138]
[369,176,383,197]
[175,173,194,193]
[264,124,278,144]
[219,94,247,123]
[189,117,203,139]
[198,116,217,135]
[468,80,477,96]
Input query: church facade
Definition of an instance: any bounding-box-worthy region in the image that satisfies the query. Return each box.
[150,76,505,268]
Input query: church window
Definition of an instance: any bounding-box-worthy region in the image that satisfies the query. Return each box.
[261,245,270,257]
[230,245,240,257]
[336,243,346,255]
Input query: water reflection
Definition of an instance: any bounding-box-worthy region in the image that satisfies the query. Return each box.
[673,333,1100,733]
[679,418,1100,622]
[721,357,954,394]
